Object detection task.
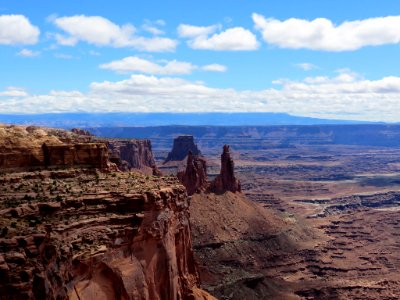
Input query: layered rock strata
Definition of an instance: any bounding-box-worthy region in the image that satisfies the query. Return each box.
[0,169,213,300]
[177,151,208,196]
[108,139,160,175]
[0,125,110,172]
[0,124,214,299]
[70,128,93,137]
[164,136,201,163]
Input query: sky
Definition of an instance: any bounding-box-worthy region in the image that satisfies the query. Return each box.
[1,0,400,121]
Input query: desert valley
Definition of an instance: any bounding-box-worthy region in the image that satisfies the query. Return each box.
[1,124,400,299]
[1,2,400,298]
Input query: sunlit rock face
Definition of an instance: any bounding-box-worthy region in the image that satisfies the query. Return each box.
[0,125,215,300]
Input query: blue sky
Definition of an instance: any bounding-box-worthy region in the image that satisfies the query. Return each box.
[1,0,400,121]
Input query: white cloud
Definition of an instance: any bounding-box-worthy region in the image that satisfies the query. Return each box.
[52,15,177,52]
[202,64,227,72]
[100,56,227,75]
[253,13,400,51]
[2,71,400,122]
[17,48,40,57]
[178,23,259,51]
[142,19,166,35]
[100,57,195,75]
[142,24,164,35]
[0,15,40,45]
[0,87,28,97]
[295,63,317,71]
[178,24,220,38]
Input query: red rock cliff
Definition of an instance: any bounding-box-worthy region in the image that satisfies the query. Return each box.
[0,170,214,300]
[108,139,160,175]
[0,125,214,300]
[0,125,110,172]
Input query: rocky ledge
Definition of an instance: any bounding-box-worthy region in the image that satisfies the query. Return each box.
[0,125,214,300]
[0,125,111,172]
[0,169,214,299]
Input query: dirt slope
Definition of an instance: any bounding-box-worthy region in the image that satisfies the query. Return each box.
[190,192,318,299]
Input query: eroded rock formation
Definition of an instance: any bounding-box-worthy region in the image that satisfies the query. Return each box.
[71,128,93,137]
[0,125,110,172]
[210,145,241,194]
[0,124,214,299]
[0,170,213,299]
[42,143,109,169]
[165,136,201,163]
[177,151,208,196]
[108,139,160,175]
[0,123,213,300]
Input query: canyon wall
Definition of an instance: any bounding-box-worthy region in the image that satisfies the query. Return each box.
[0,125,214,300]
[0,171,211,299]
[0,125,109,172]
[108,139,160,175]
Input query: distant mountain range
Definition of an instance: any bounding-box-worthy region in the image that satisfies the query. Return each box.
[0,113,382,128]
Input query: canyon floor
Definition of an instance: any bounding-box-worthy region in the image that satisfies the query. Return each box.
[156,142,400,299]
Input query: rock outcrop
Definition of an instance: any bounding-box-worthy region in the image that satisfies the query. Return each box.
[165,136,201,163]
[42,143,109,169]
[177,151,208,196]
[0,170,213,299]
[0,125,110,172]
[71,128,93,136]
[108,139,160,175]
[0,124,214,300]
[210,145,241,194]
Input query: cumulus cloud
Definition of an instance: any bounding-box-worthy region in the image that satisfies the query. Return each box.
[1,71,400,122]
[99,56,227,75]
[253,13,400,51]
[52,15,177,52]
[17,48,40,57]
[178,23,259,51]
[0,15,40,45]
